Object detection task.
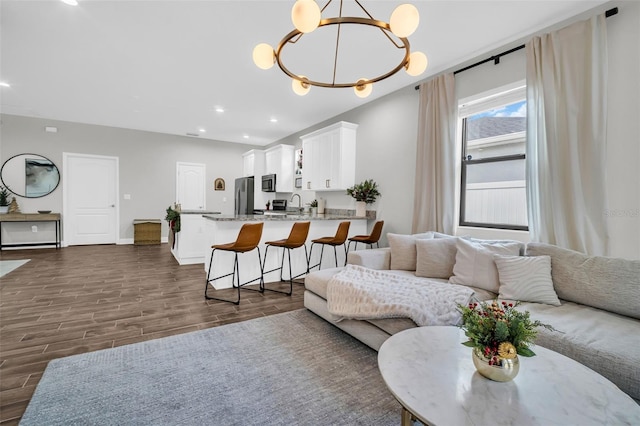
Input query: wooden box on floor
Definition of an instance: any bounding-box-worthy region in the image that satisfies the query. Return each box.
[133,219,161,245]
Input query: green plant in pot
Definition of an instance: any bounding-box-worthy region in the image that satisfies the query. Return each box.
[346,179,380,217]
[0,186,10,214]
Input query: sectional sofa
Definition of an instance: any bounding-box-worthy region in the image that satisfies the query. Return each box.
[303,234,640,403]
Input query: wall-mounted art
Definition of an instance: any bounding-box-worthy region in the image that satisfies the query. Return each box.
[214,178,225,191]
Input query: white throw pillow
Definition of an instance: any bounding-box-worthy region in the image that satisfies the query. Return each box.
[494,254,561,306]
[416,238,458,279]
[387,232,434,271]
[448,238,521,292]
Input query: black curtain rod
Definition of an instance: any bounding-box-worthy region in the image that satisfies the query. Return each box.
[415,7,618,90]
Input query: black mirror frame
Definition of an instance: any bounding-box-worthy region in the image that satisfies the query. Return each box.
[0,153,61,199]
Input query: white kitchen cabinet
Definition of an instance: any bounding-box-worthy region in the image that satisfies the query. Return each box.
[300,121,357,191]
[264,144,295,192]
[242,149,267,208]
[242,149,265,178]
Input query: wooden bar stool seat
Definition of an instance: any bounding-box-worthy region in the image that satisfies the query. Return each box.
[347,220,384,252]
[262,221,311,296]
[205,222,264,305]
[308,221,351,271]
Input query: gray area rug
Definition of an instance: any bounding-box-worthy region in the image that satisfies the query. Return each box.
[21,309,401,425]
[0,259,30,278]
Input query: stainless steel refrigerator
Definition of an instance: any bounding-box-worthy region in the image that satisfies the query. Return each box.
[234,176,254,215]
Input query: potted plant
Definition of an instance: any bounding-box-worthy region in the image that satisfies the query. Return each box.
[346,179,380,217]
[0,186,10,214]
[458,300,555,382]
[308,199,318,216]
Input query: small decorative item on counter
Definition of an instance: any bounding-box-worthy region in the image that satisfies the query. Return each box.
[317,198,325,214]
[458,300,556,382]
[8,197,20,214]
[308,199,318,216]
[266,200,271,210]
[346,179,381,203]
[346,179,380,217]
[0,186,10,214]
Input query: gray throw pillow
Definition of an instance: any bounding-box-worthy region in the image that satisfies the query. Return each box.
[387,232,434,271]
[415,238,457,279]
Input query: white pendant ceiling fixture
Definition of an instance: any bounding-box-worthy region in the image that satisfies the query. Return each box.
[252,0,428,98]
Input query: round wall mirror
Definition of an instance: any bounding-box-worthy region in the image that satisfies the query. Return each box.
[1,154,60,198]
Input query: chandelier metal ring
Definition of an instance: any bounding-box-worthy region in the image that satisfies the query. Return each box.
[275,16,411,89]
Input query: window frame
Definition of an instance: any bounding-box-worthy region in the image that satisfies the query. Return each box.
[458,87,528,232]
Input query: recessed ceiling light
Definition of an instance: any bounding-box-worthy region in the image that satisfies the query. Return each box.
[215,107,225,113]
[61,0,78,5]
[0,82,10,88]
[270,118,278,123]
[243,134,249,139]
[198,128,206,133]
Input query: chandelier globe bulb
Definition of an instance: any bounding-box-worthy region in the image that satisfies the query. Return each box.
[253,43,275,70]
[390,4,420,38]
[292,76,311,96]
[354,79,373,98]
[292,0,321,34]
[405,51,428,76]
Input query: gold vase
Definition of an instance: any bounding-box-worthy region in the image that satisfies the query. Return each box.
[472,348,519,382]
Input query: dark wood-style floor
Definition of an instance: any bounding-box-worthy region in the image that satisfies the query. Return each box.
[0,244,305,425]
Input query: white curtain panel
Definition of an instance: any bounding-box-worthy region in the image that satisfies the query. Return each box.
[525,14,609,255]
[412,73,456,234]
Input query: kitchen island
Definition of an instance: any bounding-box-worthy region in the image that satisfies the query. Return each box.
[203,214,367,289]
[170,210,221,265]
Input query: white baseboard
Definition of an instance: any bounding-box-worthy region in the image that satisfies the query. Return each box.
[117,237,169,245]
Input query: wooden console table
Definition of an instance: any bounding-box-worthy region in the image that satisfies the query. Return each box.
[0,213,61,250]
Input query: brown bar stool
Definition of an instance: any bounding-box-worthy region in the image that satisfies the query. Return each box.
[205,222,264,305]
[262,221,311,296]
[347,220,384,252]
[308,221,351,271]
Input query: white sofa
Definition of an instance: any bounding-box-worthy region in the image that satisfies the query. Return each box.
[303,238,640,403]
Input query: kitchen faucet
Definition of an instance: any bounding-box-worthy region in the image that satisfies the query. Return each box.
[290,194,302,212]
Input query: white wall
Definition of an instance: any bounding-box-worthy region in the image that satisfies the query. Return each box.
[270,1,640,259]
[0,115,254,243]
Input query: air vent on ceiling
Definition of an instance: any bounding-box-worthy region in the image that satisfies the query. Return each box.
[186,133,199,137]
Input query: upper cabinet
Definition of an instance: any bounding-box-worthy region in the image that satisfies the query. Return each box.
[300,121,357,191]
[264,144,295,192]
[242,149,265,177]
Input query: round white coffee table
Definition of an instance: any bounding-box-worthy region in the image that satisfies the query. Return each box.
[378,326,640,426]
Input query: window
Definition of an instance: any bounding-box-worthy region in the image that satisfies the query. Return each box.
[459,84,528,230]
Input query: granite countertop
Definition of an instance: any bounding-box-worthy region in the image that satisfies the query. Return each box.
[179,210,222,215]
[202,214,367,222]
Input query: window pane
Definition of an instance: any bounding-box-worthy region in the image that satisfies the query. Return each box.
[463,159,528,227]
[465,100,526,161]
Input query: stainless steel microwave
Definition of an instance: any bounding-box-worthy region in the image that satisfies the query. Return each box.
[261,174,276,192]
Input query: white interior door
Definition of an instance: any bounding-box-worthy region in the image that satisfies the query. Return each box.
[176,162,206,210]
[63,153,118,246]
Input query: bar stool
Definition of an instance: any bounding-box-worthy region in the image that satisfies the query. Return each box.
[205,222,264,305]
[262,221,310,296]
[347,220,384,252]
[308,221,351,271]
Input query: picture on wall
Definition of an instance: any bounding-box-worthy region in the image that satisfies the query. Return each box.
[214,178,225,191]
[25,157,59,197]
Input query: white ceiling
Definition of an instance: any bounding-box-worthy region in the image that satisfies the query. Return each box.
[1,0,610,146]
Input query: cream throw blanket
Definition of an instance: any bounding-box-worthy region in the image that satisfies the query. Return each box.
[327,265,475,326]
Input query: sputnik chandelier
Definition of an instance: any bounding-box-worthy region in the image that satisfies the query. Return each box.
[252,0,428,98]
